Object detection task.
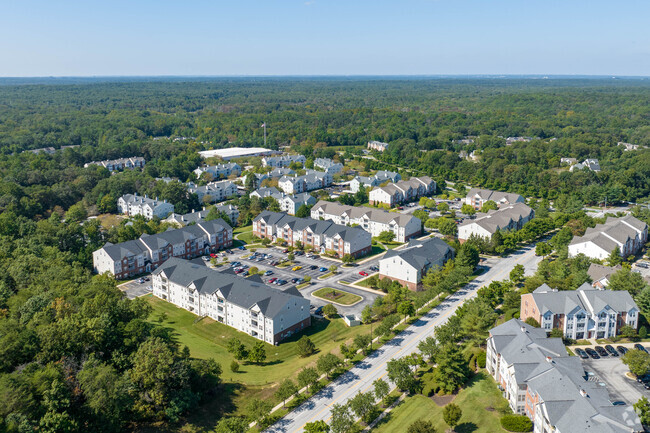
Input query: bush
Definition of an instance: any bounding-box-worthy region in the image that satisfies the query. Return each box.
[500,414,533,432]
[230,360,240,373]
[476,351,486,368]
[640,326,648,339]
[420,371,440,396]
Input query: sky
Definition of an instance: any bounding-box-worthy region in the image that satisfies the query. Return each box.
[1,0,649,77]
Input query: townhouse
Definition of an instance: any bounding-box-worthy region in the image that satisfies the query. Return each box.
[350,170,401,193]
[84,156,146,171]
[464,188,525,210]
[314,158,344,174]
[520,283,638,340]
[310,200,421,242]
[153,258,310,344]
[378,237,454,290]
[93,219,233,279]
[487,319,641,433]
[367,140,389,152]
[458,203,534,242]
[187,180,238,203]
[193,162,242,179]
[278,171,333,194]
[164,204,239,226]
[368,176,436,207]
[568,215,647,260]
[117,193,175,220]
[253,211,371,258]
[569,158,601,172]
[262,154,306,168]
[249,187,316,216]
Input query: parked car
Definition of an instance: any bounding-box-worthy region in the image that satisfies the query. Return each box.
[291,278,299,284]
[605,345,619,357]
[137,278,145,284]
[594,346,609,357]
[369,265,379,272]
[635,344,647,352]
[238,246,246,250]
[314,306,323,315]
[310,265,318,270]
[292,266,302,271]
[210,253,217,258]
[276,279,287,286]
[202,256,210,261]
[585,348,600,359]
[282,248,289,253]
[264,270,273,276]
[268,278,277,283]
[575,348,589,359]
[319,267,328,272]
[226,249,233,254]
[359,271,368,276]
[294,251,304,256]
[311,254,320,259]
[616,346,629,355]
[611,401,626,406]
[636,374,650,383]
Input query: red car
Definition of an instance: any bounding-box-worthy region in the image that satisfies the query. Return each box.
[282,248,289,253]
[210,253,217,258]
[359,271,368,276]
[268,277,277,283]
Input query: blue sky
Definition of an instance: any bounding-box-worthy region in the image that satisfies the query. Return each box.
[1,0,648,76]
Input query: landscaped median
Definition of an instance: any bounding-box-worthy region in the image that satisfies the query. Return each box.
[312,287,363,306]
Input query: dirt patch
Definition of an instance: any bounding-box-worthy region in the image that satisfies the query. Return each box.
[323,290,345,301]
[430,393,457,406]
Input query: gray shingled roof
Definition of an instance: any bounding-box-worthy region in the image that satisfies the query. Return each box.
[531,283,638,316]
[153,257,305,318]
[381,237,454,270]
[466,188,524,204]
[569,215,647,252]
[587,264,622,284]
[459,203,533,232]
[311,200,420,227]
[255,211,369,242]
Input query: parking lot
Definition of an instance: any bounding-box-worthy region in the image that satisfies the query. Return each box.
[573,343,650,404]
[119,278,152,299]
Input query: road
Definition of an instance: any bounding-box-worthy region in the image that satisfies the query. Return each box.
[265,243,542,433]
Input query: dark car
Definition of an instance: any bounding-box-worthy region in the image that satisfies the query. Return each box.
[611,401,626,406]
[291,278,299,284]
[226,249,233,254]
[636,374,650,383]
[310,265,318,270]
[617,346,629,355]
[276,279,287,286]
[294,251,304,256]
[635,344,647,352]
[238,246,246,250]
[585,348,600,359]
[575,348,589,359]
[594,346,609,357]
[605,345,619,357]
[314,306,323,315]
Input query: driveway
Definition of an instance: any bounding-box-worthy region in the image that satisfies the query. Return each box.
[119,279,152,299]
[582,357,646,404]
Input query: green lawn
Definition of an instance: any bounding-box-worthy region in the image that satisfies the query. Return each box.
[312,287,362,306]
[373,372,510,433]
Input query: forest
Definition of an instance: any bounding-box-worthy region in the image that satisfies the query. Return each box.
[0,77,649,432]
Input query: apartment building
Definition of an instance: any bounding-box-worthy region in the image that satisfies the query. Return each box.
[84,156,145,171]
[152,258,310,344]
[486,319,641,433]
[350,170,401,193]
[314,158,344,174]
[520,283,638,339]
[193,162,242,179]
[378,237,454,290]
[458,203,534,242]
[368,176,436,207]
[587,263,622,289]
[310,200,421,242]
[253,211,371,258]
[262,154,306,168]
[164,204,239,226]
[367,140,389,152]
[93,219,233,279]
[278,171,333,194]
[464,188,525,210]
[568,215,647,261]
[117,193,175,219]
[569,158,601,172]
[187,180,238,203]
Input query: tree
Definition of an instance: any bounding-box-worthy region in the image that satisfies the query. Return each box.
[608,247,623,267]
[361,305,373,324]
[636,287,650,317]
[246,398,272,424]
[230,360,240,373]
[437,202,449,213]
[525,317,540,327]
[304,420,330,433]
[459,298,498,344]
[535,241,552,258]
[317,353,343,378]
[418,336,439,363]
[297,335,316,357]
[348,391,375,423]
[443,403,462,431]
[407,419,437,433]
[509,264,525,283]
[275,379,298,407]
[66,202,87,222]
[329,265,338,273]
[622,349,650,377]
[455,243,479,269]
[342,254,354,264]
[214,417,248,433]
[387,357,418,393]
[634,396,650,426]
[437,218,457,236]
[549,328,563,339]
[297,367,320,392]
[323,303,338,318]
[434,344,470,393]
[226,338,249,361]
[397,300,416,320]
[245,173,257,192]
[329,403,354,433]
[288,252,295,261]
[373,378,390,404]
[481,200,498,213]
[354,333,372,352]
[248,341,267,364]
[377,230,396,243]
[607,268,648,297]
[296,204,311,218]
[460,204,475,216]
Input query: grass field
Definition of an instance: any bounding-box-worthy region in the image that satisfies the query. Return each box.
[312,287,362,305]
[373,372,510,433]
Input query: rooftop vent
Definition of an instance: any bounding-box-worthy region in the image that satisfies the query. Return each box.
[521,326,527,333]
[545,356,553,363]
[580,389,588,398]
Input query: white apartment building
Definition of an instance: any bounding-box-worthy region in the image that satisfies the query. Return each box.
[84,156,145,171]
[187,180,238,203]
[152,258,311,344]
[262,154,306,168]
[314,158,344,174]
[350,170,401,193]
[164,205,239,226]
[368,176,436,207]
[310,200,421,242]
[458,203,534,242]
[367,140,389,152]
[278,171,332,194]
[193,163,242,179]
[568,215,647,261]
[117,193,175,219]
[464,188,525,210]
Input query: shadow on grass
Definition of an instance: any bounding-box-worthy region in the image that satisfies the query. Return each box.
[456,422,478,433]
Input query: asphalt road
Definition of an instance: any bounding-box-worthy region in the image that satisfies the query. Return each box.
[265,243,542,433]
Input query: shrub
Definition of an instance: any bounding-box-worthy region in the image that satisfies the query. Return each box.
[640,326,648,339]
[230,360,240,373]
[500,414,533,432]
[476,351,487,368]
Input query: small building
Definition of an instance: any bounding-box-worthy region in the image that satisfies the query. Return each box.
[378,237,454,291]
[343,315,361,327]
[164,205,239,227]
[367,140,389,152]
[278,171,332,194]
[117,194,174,220]
[350,170,401,193]
[569,158,601,172]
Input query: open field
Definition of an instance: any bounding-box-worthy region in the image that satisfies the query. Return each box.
[373,372,510,433]
[312,287,362,305]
